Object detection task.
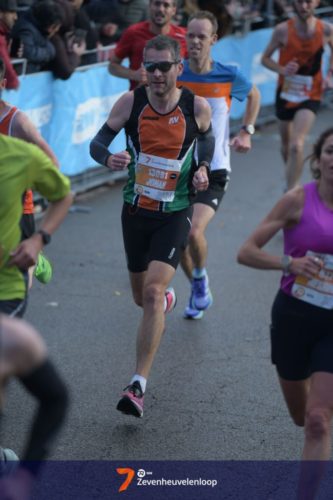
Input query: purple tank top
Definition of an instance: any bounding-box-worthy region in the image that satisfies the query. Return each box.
[281,182,333,295]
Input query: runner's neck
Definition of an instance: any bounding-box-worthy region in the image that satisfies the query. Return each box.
[149,21,172,36]
[294,15,317,37]
[189,57,213,75]
[147,87,181,114]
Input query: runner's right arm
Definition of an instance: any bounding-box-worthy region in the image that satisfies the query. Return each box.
[237,187,322,278]
[261,23,298,76]
[90,92,133,170]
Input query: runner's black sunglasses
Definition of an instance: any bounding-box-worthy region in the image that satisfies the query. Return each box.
[143,61,180,73]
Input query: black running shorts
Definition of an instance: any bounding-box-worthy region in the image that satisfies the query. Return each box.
[121,204,192,273]
[270,289,333,380]
[193,169,229,212]
[275,92,320,121]
[0,298,27,318]
[20,213,36,240]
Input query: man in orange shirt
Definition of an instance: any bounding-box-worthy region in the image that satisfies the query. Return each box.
[261,0,333,190]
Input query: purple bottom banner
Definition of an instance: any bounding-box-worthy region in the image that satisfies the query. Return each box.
[2,461,333,499]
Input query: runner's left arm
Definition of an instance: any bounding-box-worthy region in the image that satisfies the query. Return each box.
[231,84,261,153]
[193,96,214,191]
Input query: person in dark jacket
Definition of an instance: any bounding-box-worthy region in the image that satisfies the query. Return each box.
[69,0,99,64]
[11,0,63,73]
[85,0,148,45]
[48,0,86,79]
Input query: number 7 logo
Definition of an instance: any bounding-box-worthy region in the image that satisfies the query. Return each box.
[116,468,135,492]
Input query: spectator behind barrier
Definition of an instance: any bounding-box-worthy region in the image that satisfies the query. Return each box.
[47,0,86,79]
[0,0,19,88]
[85,0,149,45]
[197,0,233,38]
[250,0,291,30]
[11,1,63,74]
[69,0,99,65]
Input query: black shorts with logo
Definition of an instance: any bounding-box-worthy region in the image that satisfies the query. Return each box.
[121,204,193,273]
[193,169,229,211]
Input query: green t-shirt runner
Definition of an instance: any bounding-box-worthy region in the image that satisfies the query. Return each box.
[0,134,71,301]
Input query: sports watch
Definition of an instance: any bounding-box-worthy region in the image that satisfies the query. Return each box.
[37,229,51,245]
[281,255,292,276]
[241,124,255,135]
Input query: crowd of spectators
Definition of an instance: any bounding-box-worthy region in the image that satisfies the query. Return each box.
[0,0,332,88]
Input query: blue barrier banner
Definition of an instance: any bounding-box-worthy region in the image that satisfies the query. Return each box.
[2,461,332,499]
[4,72,54,143]
[49,66,128,175]
[3,67,128,176]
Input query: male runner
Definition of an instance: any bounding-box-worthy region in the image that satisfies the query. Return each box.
[108,0,186,90]
[178,11,260,319]
[91,35,214,417]
[0,57,59,286]
[261,0,333,190]
[0,133,73,317]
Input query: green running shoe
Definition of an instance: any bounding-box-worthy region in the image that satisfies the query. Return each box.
[34,252,53,284]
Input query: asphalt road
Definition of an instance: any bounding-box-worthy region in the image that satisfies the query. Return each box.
[2,108,332,464]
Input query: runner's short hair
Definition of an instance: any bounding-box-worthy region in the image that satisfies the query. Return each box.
[188,10,218,35]
[144,35,181,62]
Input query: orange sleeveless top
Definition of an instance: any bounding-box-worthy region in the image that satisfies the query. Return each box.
[0,104,34,215]
[278,18,324,102]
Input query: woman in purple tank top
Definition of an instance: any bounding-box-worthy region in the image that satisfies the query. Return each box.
[237,127,333,498]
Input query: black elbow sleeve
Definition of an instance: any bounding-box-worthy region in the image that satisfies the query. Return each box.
[90,123,118,167]
[197,123,215,170]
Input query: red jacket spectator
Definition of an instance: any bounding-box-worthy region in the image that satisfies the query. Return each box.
[0,0,19,89]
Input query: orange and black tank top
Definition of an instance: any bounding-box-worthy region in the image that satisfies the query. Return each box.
[0,103,34,215]
[278,18,324,102]
[123,86,199,213]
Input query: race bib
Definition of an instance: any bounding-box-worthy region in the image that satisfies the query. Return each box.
[291,251,333,310]
[281,75,313,103]
[134,152,182,202]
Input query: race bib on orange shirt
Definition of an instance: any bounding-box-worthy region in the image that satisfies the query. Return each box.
[134,152,182,202]
[281,75,313,103]
[292,251,333,309]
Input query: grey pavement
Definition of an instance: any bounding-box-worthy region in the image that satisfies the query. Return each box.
[1,108,332,462]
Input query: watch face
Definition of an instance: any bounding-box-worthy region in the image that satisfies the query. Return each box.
[246,125,255,135]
